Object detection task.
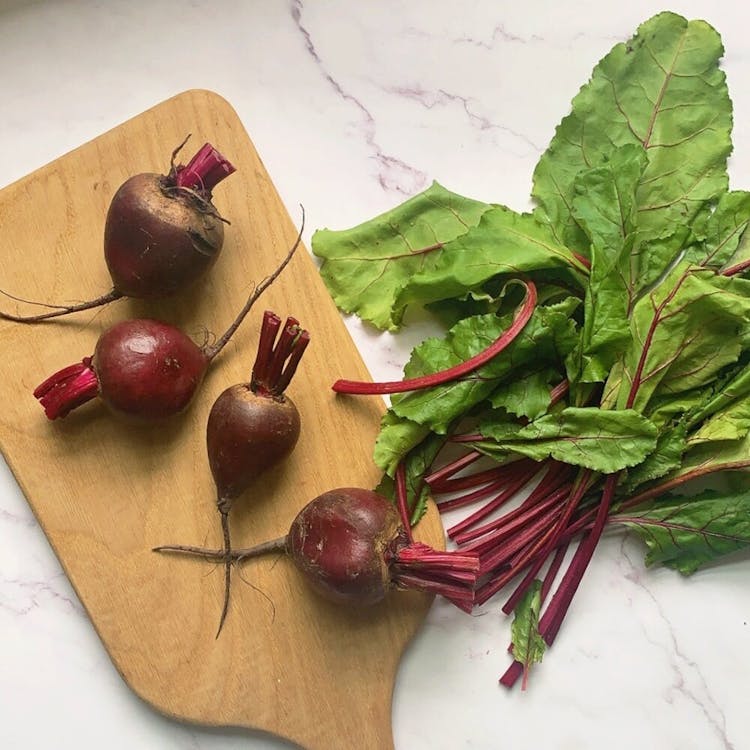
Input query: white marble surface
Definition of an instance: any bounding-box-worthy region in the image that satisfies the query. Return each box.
[0,1,749,749]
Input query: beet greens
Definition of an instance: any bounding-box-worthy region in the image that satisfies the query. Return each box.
[312,11,750,689]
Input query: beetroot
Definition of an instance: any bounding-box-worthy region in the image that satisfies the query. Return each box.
[1,139,235,323]
[33,217,304,421]
[207,310,310,632]
[155,487,480,612]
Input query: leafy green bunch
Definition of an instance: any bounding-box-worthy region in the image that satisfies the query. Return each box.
[312,12,750,684]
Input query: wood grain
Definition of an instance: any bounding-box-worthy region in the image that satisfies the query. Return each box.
[0,90,445,750]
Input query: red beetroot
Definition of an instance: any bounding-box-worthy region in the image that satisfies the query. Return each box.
[33,216,304,421]
[155,487,480,611]
[1,139,235,322]
[207,310,310,632]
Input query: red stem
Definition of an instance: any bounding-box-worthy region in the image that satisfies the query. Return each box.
[33,357,99,420]
[395,462,415,542]
[390,542,479,608]
[722,258,750,277]
[455,463,569,544]
[432,459,530,495]
[499,475,612,693]
[437,477,516,514]
[537,474,618,646]
[501,470,592,615]
[265,317,301,389]
[540,543,569,602]
[446,466,538,539]
[549,379,569,406]
[424,450,483,487]
[251,311,282,387]
[332,281,537,395]
[625,270,690,409]
[457,484,570,552]
[174,142,235,193]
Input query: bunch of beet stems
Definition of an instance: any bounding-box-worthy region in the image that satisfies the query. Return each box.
[331,268,750,689]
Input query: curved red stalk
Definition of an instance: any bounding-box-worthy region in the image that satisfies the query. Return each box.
[332,280,537,395]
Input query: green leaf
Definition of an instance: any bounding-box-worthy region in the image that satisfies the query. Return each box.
[623,421,688,492]
[612,268,750,412]
[390,299,580,434]
[615,487,750,574]
[488,368,559,420]
[532,12,732,252]
[644,388,708,430]
[687,391,750,447]
[475,407,658,473]
[510,579,546,687]
[569,144,669,382]
[685,191,750,268]
[396,205,587,312]
[656,431,750,489]
[311,182,492,331]
[373,411,431,477]
[685,358,750,430]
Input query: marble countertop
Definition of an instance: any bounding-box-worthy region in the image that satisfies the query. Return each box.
[1,2,748,749]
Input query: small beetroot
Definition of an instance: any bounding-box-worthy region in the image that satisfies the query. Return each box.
[207,310,310,633]
[1,138,235,323]
[156,487,479,614]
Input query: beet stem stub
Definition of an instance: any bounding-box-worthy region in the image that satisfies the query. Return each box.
[33,357,98,420]
[250,310,310,397]
[390,542,480,609]
[174,142,236,195]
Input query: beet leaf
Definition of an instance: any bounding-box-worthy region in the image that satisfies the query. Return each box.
[532,12,732,253]
[614,488,750,574]
[311,182,492,331]
[474,407,658,474]
[509,579,546,690]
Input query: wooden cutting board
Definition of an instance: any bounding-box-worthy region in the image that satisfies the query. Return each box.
[0,89,445,750]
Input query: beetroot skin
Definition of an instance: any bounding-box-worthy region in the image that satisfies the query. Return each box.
[287,488,403,606]
[94,319,208,418]
[104,171,225,299]
[207,384,302,503]
[33,319,208,420]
